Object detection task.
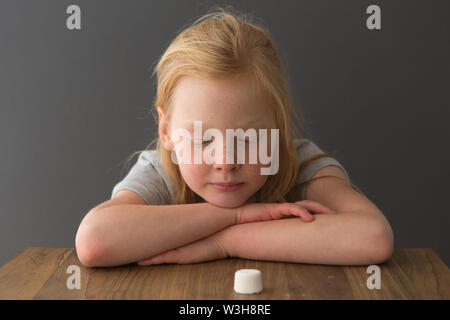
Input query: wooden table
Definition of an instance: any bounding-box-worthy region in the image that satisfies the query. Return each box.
[0,247,448,300]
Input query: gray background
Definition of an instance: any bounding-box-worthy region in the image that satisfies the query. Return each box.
[1,0,449,267]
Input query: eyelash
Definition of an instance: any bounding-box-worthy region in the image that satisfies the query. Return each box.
[195,139,251,145]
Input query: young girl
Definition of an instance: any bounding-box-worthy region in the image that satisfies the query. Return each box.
[75,8,394,268]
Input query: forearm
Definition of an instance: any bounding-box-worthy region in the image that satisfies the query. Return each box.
[76,203,236,267]
[222,211,394,265]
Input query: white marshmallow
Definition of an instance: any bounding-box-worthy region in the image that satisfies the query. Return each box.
[234,269,263,294]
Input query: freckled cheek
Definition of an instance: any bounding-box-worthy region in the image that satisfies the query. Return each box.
[178,163,209,187]
[173,140,195,164]
[246,165,269,184]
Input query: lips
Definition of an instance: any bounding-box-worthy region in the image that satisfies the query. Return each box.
[211,182,243,186]
[210,182,244,192]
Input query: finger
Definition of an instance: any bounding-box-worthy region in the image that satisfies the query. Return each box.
[138,254,165,265]
[179,237,226,263]
[295,205,315,222]
[155,249,179,264]
[279,203,315,222]
[294,200,336,214]
[294,200,333,212]
[138,257,157,265]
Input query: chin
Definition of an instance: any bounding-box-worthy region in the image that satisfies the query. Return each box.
[205,196,247,209]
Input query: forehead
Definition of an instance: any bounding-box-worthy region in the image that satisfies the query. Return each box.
[170,75,275,127]
[173,74,261,102]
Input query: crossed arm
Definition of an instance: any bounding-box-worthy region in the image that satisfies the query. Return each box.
[137,166,394,266]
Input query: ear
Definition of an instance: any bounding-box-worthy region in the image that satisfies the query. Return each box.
[157,106,174,151]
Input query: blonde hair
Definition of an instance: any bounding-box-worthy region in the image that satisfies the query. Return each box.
[123,6,364,204]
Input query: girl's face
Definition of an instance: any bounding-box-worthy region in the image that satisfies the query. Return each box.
[159,74,277,208]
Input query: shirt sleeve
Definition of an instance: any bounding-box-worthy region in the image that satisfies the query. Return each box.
[110,151,172,205]
[294,138,351,201]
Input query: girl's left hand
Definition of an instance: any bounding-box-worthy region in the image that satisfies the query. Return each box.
[137,230,229,266]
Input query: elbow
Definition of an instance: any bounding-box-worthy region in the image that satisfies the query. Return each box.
[365,220,394,265]
[75,241,100,268]
[75,213,105,268]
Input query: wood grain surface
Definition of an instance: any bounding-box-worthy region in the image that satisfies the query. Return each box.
[0,248,448,300]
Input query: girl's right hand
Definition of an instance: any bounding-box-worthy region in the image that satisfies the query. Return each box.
[234,200,336,224]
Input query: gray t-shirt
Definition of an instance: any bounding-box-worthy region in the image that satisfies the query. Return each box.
[111,138,350,205]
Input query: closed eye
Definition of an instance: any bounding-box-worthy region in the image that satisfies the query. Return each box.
[192,139,213,145]
[194,138,252,145]
[238,138,252,144]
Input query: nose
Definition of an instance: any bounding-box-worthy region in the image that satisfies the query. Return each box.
[212,140,242,172]
[213,162,241,172]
